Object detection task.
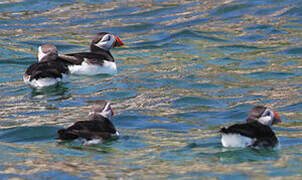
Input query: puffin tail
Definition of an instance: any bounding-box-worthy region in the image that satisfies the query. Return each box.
[219,127,228,133]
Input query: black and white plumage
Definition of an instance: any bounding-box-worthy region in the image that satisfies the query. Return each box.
[58,32,124,75]
[23,44,70,88]
[220,106,281,148]
[57,100,118,145]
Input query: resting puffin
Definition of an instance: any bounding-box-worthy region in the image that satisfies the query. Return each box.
[23,44,70,88]
[59,32,124,75]
[220,105,281,148]
[57,100,118,145]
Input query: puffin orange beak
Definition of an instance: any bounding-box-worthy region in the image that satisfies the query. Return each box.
[272,110,281,124]
[114,36,124,47]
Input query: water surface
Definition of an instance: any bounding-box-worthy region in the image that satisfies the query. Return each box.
[0,0,302,179]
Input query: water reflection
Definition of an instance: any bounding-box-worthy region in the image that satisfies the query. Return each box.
[29,83,71,100]
[0,0,302,179]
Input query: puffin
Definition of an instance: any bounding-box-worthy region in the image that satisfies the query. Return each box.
[59,32,124,75]
[220,105,281,148]
[23,44,70,88]
[57,100,119,145]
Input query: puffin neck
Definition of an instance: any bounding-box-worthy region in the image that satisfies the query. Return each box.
[91,44,110,52]
[89,46,115,62]
[39,56,52,62]
[88,112,107,120]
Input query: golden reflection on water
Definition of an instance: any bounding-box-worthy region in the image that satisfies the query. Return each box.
[0,0,302,179]
[1,139,301,179]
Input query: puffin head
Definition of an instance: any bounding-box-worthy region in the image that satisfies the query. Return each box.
[90,32,124,52]
[37,44,58,62]
[89,100,114,119]
[246,105,281,126]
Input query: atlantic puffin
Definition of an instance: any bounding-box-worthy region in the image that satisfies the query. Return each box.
[220,105,281,148]
[57,100,118,145]
[58,32,124,75]
[23,44,70,88]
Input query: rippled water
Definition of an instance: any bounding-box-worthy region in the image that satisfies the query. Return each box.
[1,0,302,179]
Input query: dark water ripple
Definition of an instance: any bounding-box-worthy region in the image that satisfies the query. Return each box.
[0,0,302,179]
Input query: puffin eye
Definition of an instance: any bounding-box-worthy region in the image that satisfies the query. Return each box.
[264,111,271,116]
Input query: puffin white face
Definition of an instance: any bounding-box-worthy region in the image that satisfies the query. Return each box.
[100,102,114,118]
[95,34,116,51]
[38,46,47,62]
[37,44,58,62]
[89,101,114,119]
[258,108,281,126]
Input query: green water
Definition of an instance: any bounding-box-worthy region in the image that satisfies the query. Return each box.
[0,0,302,179]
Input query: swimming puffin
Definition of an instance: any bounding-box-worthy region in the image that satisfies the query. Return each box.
[220,105,281,148]
[23,44,70,88]
[57,100,119,145]
[58,32,124,75]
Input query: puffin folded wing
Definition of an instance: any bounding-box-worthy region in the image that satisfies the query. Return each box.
[31,68,63,80]
[58,54,84,65]
[220,122,263,139]
[69,119,117,134]
[220,122,278,148]
[58,120,115,141]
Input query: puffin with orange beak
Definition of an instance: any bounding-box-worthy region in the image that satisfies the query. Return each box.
[220,105,281,149]
[57,100,118,145]
[59,32,124,75]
